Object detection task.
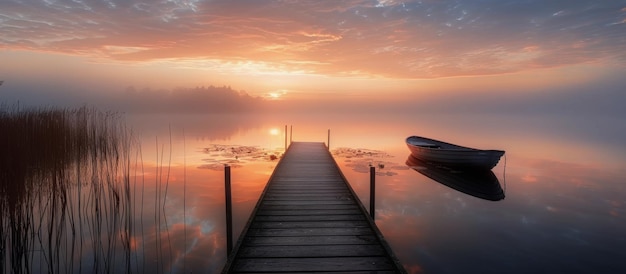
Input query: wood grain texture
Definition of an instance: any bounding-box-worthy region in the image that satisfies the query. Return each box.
[222,142,406,273]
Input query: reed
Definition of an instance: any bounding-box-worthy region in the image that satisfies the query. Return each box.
[0,105,137,273]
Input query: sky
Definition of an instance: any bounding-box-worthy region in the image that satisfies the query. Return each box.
[1,0,625,113]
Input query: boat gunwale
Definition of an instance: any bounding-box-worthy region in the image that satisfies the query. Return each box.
[406,135,505,154]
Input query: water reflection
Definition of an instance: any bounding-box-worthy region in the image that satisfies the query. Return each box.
[405,155,505,201]
[3,110,625,273]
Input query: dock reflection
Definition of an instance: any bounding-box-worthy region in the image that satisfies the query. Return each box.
[405,155,505,201]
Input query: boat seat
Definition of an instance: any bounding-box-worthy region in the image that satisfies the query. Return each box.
[412,141,441,148]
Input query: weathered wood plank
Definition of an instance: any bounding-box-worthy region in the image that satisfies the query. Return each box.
[231,257,395,272]
[260,204,359,210]
[246,227,374,237]
[269,181,344,185]
[271,176,342,179]
[248,271,398,274]
[255,209,362,216]
[266,190,349,195]
[261,200,355,206]
[243,235,380,246]
[263,194,353,201]
[253,214,365,222]
[268,185,347,189]
[257,208,361,215]
[267,185,347,189]
[250,220,371,229]
[237,244,385,258]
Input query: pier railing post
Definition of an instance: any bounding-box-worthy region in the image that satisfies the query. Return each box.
[327,129,330,150]
[370,166,375,220]
[225,165,233,255]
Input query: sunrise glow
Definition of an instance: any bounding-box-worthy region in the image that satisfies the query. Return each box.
[269,128,280,136]
[2,2,626,273]
[0,0,623,111]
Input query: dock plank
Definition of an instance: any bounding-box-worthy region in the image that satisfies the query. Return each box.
[222,142,405,273]
[246,227,374,237]
[250,220,372,229]
[253,214,366,222]
[243,235,380,246]
[237,244,386,258]
[232,257,396,272]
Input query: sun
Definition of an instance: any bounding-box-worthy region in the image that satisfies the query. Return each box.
[266,89,288,100]
[269,93,281,99]
[269,128,280,135]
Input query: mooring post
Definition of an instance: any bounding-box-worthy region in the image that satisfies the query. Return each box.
[290,125,293,144]
[370,166,376,220]
[284,125,288,151]
[225,165,233,255]
[327,129,330,150]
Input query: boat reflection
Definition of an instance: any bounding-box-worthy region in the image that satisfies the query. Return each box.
[405,155,505,201]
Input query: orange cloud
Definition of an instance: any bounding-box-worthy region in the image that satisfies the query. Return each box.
[1,0,624,79]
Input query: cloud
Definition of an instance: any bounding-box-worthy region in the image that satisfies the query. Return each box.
[1,0,625,78]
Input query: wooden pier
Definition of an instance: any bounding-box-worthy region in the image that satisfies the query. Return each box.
[222,142,406,273]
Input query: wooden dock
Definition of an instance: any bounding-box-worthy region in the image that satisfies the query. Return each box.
[222,142,406,273]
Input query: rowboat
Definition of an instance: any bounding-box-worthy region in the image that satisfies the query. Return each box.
[406,156,505,201]
[406,136,505,169]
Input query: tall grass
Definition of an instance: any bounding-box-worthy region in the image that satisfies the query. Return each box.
[0,105,136,273]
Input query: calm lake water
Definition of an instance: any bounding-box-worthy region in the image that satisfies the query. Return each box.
[4,111,625,273]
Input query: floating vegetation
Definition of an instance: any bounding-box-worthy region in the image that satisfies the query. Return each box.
[332,147,391,159]
[331,147,408,176]
[198,144,281,170]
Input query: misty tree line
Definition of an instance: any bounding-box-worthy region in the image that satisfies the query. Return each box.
[121,85,266,113]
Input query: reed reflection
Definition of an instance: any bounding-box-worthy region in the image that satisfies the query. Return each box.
[405,155,505,201]
[1,106,135,273]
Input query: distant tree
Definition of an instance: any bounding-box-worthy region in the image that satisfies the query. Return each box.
[120,85,266,113]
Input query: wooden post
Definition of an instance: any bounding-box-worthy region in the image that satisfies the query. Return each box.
[370,166,375,220]
[225,165,233,255]
[284,125,287,151]
[290,125,293,144]
[327,129,330,150]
